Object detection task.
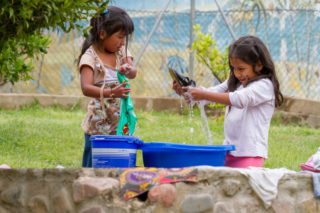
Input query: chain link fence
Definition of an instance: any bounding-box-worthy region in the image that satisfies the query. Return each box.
[2,6,320,101]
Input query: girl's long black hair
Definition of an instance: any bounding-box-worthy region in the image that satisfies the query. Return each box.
[227,35,284,107]
[78,6,134,65]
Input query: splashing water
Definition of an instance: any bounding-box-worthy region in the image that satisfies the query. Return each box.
[183,90,213,145]
[197,101,213,145]
[189,102,194,137]
[180,96,194,144]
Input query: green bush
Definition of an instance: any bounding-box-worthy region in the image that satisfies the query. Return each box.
[0,0,109,85]
[191,24,229,83]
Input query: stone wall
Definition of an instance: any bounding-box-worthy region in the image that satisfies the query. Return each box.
[0,167,318,213]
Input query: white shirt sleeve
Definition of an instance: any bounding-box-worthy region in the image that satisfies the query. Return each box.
[229,79,275,108]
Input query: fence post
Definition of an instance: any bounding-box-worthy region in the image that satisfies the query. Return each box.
[189,0,195,80]
[214,0,236,41]
[133,0,171,67]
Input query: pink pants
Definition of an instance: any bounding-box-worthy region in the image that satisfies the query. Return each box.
[225,154,265,168]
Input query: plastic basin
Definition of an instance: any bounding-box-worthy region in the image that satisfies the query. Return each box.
[141,142,235,168]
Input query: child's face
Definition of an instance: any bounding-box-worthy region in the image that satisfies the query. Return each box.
[230,57,258,85]
[100,30,126,53]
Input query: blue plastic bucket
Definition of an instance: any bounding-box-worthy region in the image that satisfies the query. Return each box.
[141,142,235,168]
[91,135,143,168]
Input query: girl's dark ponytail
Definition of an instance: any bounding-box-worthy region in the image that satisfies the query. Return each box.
[77,17,99,66]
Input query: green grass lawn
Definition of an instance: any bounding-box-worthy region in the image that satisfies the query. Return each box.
[0,103,319,171]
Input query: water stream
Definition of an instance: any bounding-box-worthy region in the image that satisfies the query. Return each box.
[183,95,213,145]
[180,97,194,144]
[197,102,213,145]
[188,102,194,142]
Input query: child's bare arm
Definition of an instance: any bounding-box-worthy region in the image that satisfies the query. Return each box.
[182,87,231,105]
[80,66,99,98]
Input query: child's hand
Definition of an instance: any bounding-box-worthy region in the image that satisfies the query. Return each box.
[119,63,136,77]
[172,81,183,95]
[182,86,203,101]
[173,81,195,104]
[112,82,131,98]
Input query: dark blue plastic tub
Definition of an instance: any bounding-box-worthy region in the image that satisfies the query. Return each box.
[91,135,143,168]
[141,142,235,168]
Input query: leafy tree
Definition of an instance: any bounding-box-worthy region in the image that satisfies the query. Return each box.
[0,0,109,86]
[191,24,229,83]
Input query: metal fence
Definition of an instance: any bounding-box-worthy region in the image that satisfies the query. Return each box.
[2,7,320,101]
